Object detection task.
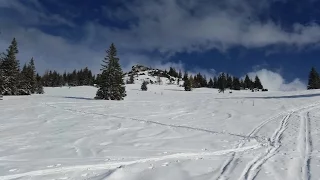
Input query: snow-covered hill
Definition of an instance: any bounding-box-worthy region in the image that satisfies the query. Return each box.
[124,65,183,86]
[1,86,320,179]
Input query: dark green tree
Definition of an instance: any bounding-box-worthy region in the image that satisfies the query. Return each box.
[213,76,218,88]
[232,77,241,90]
[128,73,134,84]
[27,58,37,93]
[226,74,233,89]
[218,73,227,93]
[208,78,214,88]
[308,67,320,89]
[1,38,20,95]
[35,73,44,94]
[254,75,263,89]
[141,81,148,91]
[183,72,191,91]
[244,75,253,89]
[95,43,126,100]
[18,64,31,95]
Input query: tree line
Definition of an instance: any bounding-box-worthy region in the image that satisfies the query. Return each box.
[0,38,43,95]
[182,71,265,92]
[41,68,95,87]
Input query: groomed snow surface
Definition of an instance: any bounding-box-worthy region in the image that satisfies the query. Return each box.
[1,85,320,180]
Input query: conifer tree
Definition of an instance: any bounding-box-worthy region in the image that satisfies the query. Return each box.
[244,75,252,89]
[254,75,263,89]
[308,67,320,89]
[218,73,227,93]
[35,73,44,94]
[178,70,182,79]
[26,58,37,93]
[213,77,218,88]
[18,64,31,95]
[1,38,20,95]
[232,77,241,90]
[141,81,148,91]
[95,43,126,100]
[128,73,134,84]
[183,72,192,91]
[226,75,233,89]
[208,78,214,88]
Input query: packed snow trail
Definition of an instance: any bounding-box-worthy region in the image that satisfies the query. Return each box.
[294,111,313,180]
[0,145,261,180]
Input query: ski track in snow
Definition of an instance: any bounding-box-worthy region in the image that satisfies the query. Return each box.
[45,103,256,140]
[293,110,313,180]
[236,102,320,180]
[0,145,261,180]
[215,102,320,180]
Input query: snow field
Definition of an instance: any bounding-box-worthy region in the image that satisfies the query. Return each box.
[1,85,320,179]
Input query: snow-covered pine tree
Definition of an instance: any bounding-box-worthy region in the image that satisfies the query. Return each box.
[26,58,37,93]
[35,73,44,94]
[1,38,20,95]
[0,53,4,95]
[307,67,320,89]
[141,81,148,91]
[18,64,31,95]
[95,43,126,100]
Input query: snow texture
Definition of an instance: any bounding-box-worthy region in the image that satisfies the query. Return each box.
[1,85,320,180]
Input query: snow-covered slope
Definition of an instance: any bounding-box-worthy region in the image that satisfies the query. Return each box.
[124,65,183,86]
[1,85,320,180]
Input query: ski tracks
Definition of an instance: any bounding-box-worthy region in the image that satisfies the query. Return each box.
[296,111,312,180]
[218,102,320,180]
[0,145,260,180]
[238,103,319,180]
[45,103,255,140]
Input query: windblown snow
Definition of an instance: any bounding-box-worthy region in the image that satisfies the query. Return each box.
[1,85,320,180]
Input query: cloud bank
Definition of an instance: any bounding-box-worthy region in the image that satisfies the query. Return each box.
[247,69,306,91]
[0,0,316,91]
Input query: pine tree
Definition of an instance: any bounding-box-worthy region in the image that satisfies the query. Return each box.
[226,75,233,89]
[18,64,31,95]
[26,58,37,93]
[35,73,44,94]
[178,70,182,79]
[213,77,218,88]
[128,73,134,84]
[254,75,263,89]
[95,43,126,100]
[218,73,227,93]
[232,77,241,90]
[183,72,192,91]
[308,67,320,89]
[141,81,148,91]
[208,78,214,88]
[157,75,162,85]
[1,38,20,95]
[244,75,252,89]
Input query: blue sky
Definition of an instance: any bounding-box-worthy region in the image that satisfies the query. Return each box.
[1,0,320,90]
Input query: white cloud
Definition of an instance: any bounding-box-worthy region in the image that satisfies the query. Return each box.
[246,69,306,91]
[0,0,319,80]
